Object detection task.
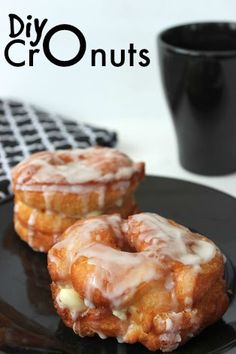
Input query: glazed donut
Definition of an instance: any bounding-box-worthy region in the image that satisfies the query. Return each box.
[12,147,144,252]
[47,212,229,352]
[12,147,144,217]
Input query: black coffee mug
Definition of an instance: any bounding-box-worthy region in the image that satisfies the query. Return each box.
[158,22,236,175]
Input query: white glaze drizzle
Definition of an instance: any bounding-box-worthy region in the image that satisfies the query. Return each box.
[132,213,216,265]
[27,209,37,247]
[15,184,92,193]
[14,202,20,213]
[49,215,123,279]
[49,213,218,311]
[43,189,54,211]
[97,185,106,209]
[82,243,160,307]
[96,332,107,339]
[13,147,143,189]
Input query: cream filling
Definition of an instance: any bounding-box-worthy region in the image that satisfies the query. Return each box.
[56,287,86,313]
[86,210,102,217]
[112,309,127,321]
[57,287,127,340]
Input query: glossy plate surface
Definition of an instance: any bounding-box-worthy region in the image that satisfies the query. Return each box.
[0,176,235,354]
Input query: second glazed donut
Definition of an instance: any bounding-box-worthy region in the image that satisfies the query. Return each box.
[12,147,144,252]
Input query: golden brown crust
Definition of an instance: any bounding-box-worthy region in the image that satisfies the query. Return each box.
[15,199,77,235]
[47,213,229,352]
[11,148,145,216]
[12,147,144,252]
[14,214,57,252]
[13,174,143,217]
[14,197,138,252]
[50,276,228,352]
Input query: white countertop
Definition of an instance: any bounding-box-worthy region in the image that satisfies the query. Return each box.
[1,0,236,199]
[95,116,236,199]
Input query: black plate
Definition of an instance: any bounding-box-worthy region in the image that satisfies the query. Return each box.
[0,176,235,354]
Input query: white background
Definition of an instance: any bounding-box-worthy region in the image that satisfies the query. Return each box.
[1,0,236,197]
